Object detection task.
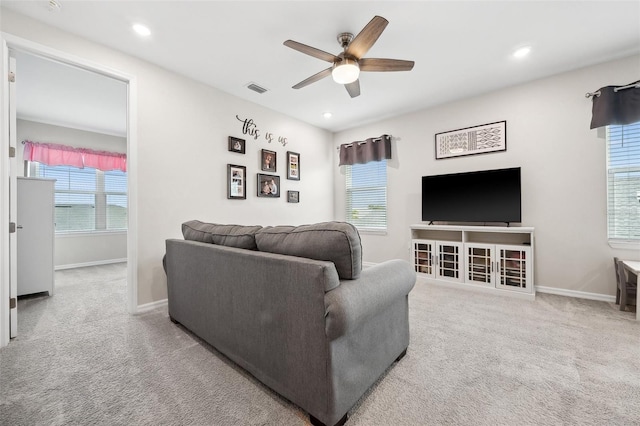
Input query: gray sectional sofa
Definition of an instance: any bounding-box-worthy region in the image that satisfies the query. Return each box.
[164,220,416,426]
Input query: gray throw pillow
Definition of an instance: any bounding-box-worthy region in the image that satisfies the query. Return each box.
[255,221,362,279]
[182,220,262,250]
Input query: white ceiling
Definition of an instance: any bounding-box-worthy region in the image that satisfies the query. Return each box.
[13,50,128,137]
[3,1,640,136]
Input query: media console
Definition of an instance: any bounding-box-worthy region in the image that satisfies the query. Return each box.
[410,224,535,300]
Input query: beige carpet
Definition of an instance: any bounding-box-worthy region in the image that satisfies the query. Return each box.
[1,264,639,425]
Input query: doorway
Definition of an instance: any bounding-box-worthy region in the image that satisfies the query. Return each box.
[1,34,138,347]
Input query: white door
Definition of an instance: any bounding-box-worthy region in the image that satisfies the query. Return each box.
[8,52,18,337]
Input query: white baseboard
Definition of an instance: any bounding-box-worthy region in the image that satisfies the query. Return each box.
[55,258,127,271]
[365,260,617,303]
[535,285,616,303]
[419,276,536,301]
[136,298,168,314]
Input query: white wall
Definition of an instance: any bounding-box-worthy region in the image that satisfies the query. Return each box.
[2,9,334,305]
[5,7,634,303]
[334,54,640,298]
[54,232,126,269]
[16,119,128,268]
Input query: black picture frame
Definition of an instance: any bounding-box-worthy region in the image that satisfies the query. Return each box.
[261,149,276,172]
[286,151,300,180]
[228,136,246,154]
[287,190,299,203]
[227,164,246,199]
[257,173,280,198]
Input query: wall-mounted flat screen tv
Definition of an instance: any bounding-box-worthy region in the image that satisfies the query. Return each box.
[422,167,521,224]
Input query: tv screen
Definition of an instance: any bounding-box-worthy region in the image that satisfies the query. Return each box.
[422,167,521,223]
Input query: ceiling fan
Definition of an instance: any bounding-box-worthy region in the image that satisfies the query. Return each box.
[283,15,415,98]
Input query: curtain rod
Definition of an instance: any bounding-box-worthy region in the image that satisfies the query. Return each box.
[585,81,640,98]
[336,135,390,151]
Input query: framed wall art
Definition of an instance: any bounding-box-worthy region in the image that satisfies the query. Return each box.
[261,149,276,172]
[287,190,299,203]
[227,164,246,199]
[435,121,506,159]
[286,151,300,180]
[228,136,245,154]
[257,173,280,198]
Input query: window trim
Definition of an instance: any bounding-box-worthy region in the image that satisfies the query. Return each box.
[55,230,127,238]
[29,162,128,234]
[608,240,640,250]
[357,228,388,236]
[605,121,640,243]
[345,159,388,231]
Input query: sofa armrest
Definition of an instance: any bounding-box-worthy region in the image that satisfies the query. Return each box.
[324,259,416,340]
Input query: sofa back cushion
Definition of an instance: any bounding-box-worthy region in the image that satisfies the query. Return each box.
[256,221,362,279]
[182,220,262,250]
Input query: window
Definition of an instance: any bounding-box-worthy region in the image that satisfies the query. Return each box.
[606,121,640,241]
[345,160,387,231]
[32,163,127,233]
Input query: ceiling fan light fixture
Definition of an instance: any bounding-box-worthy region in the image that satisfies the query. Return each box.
[332,59,360,84]
[284,16,412,97]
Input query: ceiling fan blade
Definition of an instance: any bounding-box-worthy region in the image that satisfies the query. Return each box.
[284,40,339,63]
[345,80,361,98]
[292,67,332,89]
[359,58,415,72]
[346,16,389,59]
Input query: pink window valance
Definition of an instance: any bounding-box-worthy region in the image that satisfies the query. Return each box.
[23,141,127,172]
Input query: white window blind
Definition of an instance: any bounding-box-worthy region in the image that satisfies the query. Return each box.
[606,121,640,241]
[345,160,387,231]
[33,163,127,232]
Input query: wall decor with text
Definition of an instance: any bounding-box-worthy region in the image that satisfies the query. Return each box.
[236,115,288,146]
[435,121,506,159]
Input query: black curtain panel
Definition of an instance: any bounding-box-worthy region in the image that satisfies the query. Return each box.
[590,80,640,129]
[339,134,392,166]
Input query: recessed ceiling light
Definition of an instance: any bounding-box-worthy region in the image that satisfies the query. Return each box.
[513,46,531,59]
[323,112,332,119]
[132,23,151,37]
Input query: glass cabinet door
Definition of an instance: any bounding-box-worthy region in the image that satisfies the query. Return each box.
[436,242,463,282]
[412,240,434,277]
[496,246,530,291]
[466,243,494,286]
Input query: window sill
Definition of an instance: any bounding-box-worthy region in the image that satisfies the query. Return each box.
[356,228,388,236]
[608,239,640,250]
[56,230,127,238]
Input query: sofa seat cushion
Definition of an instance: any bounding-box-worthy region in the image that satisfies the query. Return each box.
[182,220,262,250]
[256,221,362,280]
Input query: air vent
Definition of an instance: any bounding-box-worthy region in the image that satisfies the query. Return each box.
[48,0,62,12]
[246,82,268,94]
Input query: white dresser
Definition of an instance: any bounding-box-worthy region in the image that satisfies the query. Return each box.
[17,177,55,296]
